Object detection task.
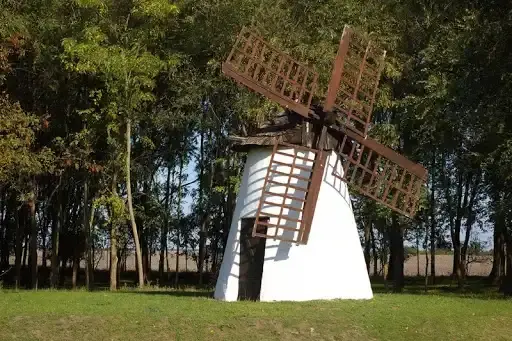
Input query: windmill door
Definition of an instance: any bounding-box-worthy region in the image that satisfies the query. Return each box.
[238,217,268,301]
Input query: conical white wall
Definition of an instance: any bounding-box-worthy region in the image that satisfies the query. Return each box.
[214,146,373,302]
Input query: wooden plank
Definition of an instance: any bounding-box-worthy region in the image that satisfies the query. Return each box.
[274,150,315,162]
[256,220,301,232]
[263,191,306,202]
[271,160,312,172]
[278,140,319,153]
[338,126,428,181]
[253,231,304,244]
[257,211,302,223]
[300,150,327,244]
[264,200,303,212]
[267,180,308,192]
[324,25,353,112]
[268,169,311,182]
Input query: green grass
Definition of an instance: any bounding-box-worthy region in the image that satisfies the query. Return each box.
[0,287,511,341]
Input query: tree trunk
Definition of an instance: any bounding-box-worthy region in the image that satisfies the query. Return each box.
[110,228,118,291]
[499,231,507,279]
[430,150,436,284]
[388,216,404,293]
[28,189,38,290]
[72,255,79,289]
[58,188,70,287]
[489,225,502,283]
[0,190,6,268]
[424,222,429,292]
[223,155,235,258]
[453,172,470,288]
[22,234,28,269]
[2,205,14,270]
[490,223,506,284]
[116,245,121,286]
[142,234,149,284]
[84,177,94,290]
[126,118,144,289]
[2,193,15,269]
[50,193,62,288]
[0,191,12,269]
[198,129,206,285]
[364,219,371,274]
[379,225,389,289]
[89,200,96,285]
[174,152,184,287]
[159,163,173,282]
[370,226,378,276]
[166,241,171,280]
[501,229,512,296]
[110,173,118,291]
[41,213,48,269]
[140,180,151,284]
[14,205,23,289]
[148,249,151,274]
[212,238,219,274]
[416,228,420,277]
[460,173,480,280]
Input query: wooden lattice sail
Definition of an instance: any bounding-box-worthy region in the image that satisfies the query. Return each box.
[332,127,427,218]
[324,26,387,137]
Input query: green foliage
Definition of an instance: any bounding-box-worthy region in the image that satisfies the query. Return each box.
[73,0,106,9]
[0,94,54,187]
[61,36,165,113]
[94,194,127,226]
[132,0,179,19]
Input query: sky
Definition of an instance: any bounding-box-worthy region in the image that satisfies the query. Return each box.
[181,160,198,215]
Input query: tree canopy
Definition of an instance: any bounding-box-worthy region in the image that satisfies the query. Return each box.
[0,0,511,294]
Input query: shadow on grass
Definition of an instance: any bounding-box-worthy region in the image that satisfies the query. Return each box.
[370,275,510,300]
[123,290,214,298]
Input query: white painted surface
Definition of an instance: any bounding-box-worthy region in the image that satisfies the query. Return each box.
[214,146,373,302]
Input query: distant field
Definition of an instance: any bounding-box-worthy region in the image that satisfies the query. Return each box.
[0,284,511,341]
[10,252,494,277]
[372,254,493,277]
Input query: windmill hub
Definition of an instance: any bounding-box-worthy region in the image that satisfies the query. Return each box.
[324,111,338,126]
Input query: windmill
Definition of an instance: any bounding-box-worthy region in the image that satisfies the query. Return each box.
[214,25,427,302]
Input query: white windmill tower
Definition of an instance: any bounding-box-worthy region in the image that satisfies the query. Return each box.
[214,25,427,302]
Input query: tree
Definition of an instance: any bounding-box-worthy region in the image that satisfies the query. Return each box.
[60,0,178,288]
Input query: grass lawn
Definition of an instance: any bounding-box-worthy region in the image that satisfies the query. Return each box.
[0,286,511,341]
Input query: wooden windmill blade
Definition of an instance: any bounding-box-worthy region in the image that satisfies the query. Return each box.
[252,140,325,245]
[324,25,387,138]
[323,26,428,217]
[222,26,319,118]
[332,126,427,218]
